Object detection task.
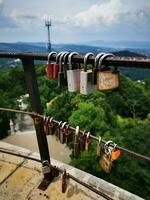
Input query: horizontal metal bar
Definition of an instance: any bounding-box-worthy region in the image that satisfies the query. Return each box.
[0,51,150,69]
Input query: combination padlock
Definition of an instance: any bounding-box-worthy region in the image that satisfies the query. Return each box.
[80,52,97,95]
[67,52,81,92]
[97,53,120,91]
[46,52,57,79]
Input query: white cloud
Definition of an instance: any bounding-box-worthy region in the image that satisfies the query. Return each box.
[74,0,123,28]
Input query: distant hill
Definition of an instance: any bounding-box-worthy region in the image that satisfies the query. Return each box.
[0,42,150,80]
[83,40,150,49]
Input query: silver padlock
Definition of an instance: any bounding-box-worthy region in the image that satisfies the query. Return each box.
[67,52,81,92]
[80,52,97,95]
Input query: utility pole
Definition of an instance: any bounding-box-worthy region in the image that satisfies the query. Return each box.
[45,19,52,52]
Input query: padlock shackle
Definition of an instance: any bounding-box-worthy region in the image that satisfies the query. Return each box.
[94,53,105,68]
[83,52,94,72]
[98,53,114,70]
[48,52,57,64]
[56,52,64,64]
[68,52,79,70]
[59,52,68,72]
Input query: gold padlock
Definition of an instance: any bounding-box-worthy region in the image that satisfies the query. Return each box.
[100,152,112,173]
[97,53,119,91]
[96,136,102,157]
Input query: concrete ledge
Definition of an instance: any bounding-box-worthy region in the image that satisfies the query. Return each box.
[0,141,144,200]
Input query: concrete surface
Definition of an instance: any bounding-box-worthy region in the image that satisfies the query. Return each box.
[0,142,144,200]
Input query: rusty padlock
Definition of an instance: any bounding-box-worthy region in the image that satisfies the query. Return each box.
[62,170,68,193]
[60,122,67,144]
[43,116,49,135]
[49,117,54,135]
[65,124,72,145]
[80,52,97,95]
[56,121,62,141]
[74,126,80,157]
[85,132,91,152]
[67,52,81,92]
[96,136,102,157]
[97,53,119,91]
[46,52,57,79]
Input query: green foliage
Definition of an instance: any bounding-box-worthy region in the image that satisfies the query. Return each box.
[0,67,26,138]
[69,102,107,134]
[1,64,150,199]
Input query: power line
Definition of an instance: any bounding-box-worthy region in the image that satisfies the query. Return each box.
[0,107,150,163]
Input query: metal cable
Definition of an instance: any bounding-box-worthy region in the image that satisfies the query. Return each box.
[0,107,150,162]
[0,148,113,200]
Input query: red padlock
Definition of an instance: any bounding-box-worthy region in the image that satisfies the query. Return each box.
[46,52,56,79]
[53,52,63,79]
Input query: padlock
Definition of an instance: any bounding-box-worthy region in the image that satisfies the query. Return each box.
[111,149,121,160]
[49,117,54,135]
[60,122,67,144]
[56,121,62,141]
[43,116,49,135]
[85,132,91,152]
[96,136,102,157]
[64,124,72,145]
[97,53,120,91]
[46,52,57,79]
[58,52,69,88]
[80,53,97,95]
[92,53,105,84]
[52,52,62,79]
[67,52,81,92]
[74,126,80,157]
[79,131,86,151]
[62,170,68,193]
[100,152,112,173]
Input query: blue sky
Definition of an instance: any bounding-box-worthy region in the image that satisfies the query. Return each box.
[0,0,150,43]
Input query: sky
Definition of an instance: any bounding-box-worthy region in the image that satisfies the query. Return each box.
[0,0,150,43]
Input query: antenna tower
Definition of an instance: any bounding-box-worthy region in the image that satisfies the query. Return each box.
[45,19,52,52]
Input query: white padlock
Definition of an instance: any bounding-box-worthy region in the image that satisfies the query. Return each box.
[80,52,97,95]
[67,52,81,92]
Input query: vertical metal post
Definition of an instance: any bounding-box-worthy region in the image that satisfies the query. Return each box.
[22,58,53,183]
